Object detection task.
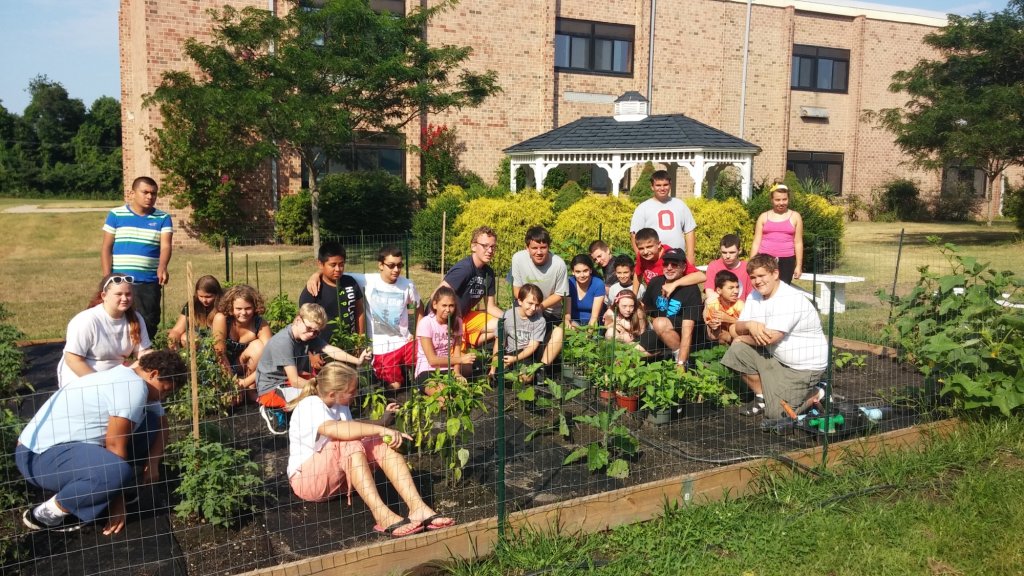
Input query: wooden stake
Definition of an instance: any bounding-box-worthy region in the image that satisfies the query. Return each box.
[186,262,199,440]
[440,211,447,273]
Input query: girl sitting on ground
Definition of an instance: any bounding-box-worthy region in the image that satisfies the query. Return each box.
[167,275,223,351]
[211,284,272,399]
[415,286,476,395]
[605,290,655,357]
[490,283,546,383]
[286,362,455,538]
[58,274,151,388]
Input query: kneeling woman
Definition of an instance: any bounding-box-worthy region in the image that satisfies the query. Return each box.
[18,350,187,535]
[286,362,455,538]
[212,284,271,398]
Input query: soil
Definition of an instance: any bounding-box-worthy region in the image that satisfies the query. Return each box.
[3,342,927,575]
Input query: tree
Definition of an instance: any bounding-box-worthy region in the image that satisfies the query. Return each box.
[145,0,500,251]
[866,2,1024,225]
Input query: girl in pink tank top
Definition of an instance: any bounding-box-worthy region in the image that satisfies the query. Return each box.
[751,184,804,283]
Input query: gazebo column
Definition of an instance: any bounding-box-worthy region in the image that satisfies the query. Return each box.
[531,158,553,190]
[597,154,630,197]
[740,158,753,201]
[681,155,707,198]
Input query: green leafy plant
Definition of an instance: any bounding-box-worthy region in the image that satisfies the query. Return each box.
[167,338,238,422]
[167,436,267,527]
[426,372,491,485]
[523,378,585,443]
[563,408,639,479]
[552,181,587,214]
[411,185,467,271]
[0,303,28,397]
[0,407,27,561]
[396,388,443,454]
[833,349,867,371]
[264,293,298,332]
[882,239,1024,415]
[640,360,684,413]
[628,162,655,202]
[685,197,755,264]
[603,346,646,397]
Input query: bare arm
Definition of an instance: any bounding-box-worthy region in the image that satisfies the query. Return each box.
[101,232,115,276]
[142,415,168,484]
[323,344,372,366]
[792,212,804,280]
[684,230,696,266]
[734,320,784,346]
[157,232,172,285]
[317,419,406,449]
[305,272,322,297]
[419,336,472,369]
[211,313,231,372]
[750,213,766,256]
[63,352,95,378]
[587,294,603,327]
[167,314,188,351]
[355,299,366,335]
[484,295,504,319]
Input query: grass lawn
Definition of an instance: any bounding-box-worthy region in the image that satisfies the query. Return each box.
[0,201,1019,341]
[438,416,1024,576]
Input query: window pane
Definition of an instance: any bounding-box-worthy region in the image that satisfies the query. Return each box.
[798,57,813,88]
[594,22,632,40]
[791,56,800,87]
[594,39,612,71]
[833,60,848,91]
[555,35,570,68]
[817,59,834,90]
[378,149,404,176]
[826,164,843,194]
[570,37,588,69]
[613,40,631,73]
[793,44,818,57]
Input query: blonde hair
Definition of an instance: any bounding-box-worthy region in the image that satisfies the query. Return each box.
[287,361,359,410]
[298,302,328,327]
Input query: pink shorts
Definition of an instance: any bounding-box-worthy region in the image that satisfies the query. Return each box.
[288,436,389,504]
[372,340,416,385]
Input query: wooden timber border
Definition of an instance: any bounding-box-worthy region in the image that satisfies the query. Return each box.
[243,418,959,576]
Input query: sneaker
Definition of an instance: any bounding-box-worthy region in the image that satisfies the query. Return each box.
[260,405,289,435]
[22,507,83,533]
[739,397,766,417]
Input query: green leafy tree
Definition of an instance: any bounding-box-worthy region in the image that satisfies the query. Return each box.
[146,0,500,252]
[866,2,1024,225]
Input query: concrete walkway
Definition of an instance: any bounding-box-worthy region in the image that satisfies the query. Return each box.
[3,204,117,214]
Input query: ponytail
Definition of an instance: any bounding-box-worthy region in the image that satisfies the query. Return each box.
[286,361,358,410]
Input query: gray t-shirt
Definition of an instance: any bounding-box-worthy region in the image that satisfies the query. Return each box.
[500,308,546,354]
[630,197,698,252]
[509,250,569,316]
[256,326,326,396]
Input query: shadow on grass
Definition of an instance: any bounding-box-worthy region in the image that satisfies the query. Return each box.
[899,229,1018,246]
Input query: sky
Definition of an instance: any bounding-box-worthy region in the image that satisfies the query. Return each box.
[0,0,1014,115]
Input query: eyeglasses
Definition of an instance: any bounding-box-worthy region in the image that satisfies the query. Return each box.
[473,242,497,252]
[103,275,135,290]
[299,318,321,336]
[663,262,684,268]
[381,262,403,270]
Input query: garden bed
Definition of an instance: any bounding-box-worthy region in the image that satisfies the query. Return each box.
[4,341,927,575]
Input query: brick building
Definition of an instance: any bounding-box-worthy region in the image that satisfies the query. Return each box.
[120,0,1002,241]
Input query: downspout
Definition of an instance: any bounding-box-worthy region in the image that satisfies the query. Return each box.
[739,0,752,139]
[647,0,656,112]
[269,0,279,212]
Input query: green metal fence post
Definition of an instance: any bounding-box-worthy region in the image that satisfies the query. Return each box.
[495,321,507,539]
[821,281,836,471]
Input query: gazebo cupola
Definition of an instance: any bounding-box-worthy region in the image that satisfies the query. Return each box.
[504,93,761,198]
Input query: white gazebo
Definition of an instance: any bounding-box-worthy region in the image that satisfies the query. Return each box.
[504,92,761,199]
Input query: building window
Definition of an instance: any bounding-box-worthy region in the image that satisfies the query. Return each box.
[942,163,986,197]
[791,45,849,93]
[300,135,406,187]
[555,18,633,76]
[786,151,844,195]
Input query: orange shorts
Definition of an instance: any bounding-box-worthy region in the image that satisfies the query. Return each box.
[461,310,493,349]
[288,436,389,504]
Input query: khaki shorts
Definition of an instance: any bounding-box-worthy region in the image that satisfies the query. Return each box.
[721,341,823,419]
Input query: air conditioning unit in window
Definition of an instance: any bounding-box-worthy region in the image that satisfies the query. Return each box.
[800,106,830,119]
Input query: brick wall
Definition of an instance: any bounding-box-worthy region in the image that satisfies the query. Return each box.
[122,0,1009,243]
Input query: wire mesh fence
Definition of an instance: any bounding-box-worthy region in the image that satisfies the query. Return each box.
[1,227,1017,575]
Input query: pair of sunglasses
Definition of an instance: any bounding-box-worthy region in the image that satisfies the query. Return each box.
[102,275,135,291]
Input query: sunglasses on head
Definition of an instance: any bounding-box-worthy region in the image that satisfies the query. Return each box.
[103,275,135,290]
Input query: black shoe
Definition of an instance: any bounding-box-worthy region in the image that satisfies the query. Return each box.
[739,398,766,417]
[22,507,83,532]
[259,405,289,435]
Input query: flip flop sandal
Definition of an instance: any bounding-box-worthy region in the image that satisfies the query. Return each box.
[418,514,456,531]
[373,518,424,538]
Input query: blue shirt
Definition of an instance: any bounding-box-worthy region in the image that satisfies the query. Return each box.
[568,277,606,325]
[103,204,173,283]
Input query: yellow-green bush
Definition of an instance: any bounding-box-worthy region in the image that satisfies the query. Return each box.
[412,185,468,271]
[685,197,755,264]
[446,189,554,276]
[551,194,635,258]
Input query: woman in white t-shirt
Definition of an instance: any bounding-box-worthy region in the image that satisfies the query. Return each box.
[286,362,456,538]
[58,274,151,387]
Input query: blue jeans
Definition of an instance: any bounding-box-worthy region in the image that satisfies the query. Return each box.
[16,411,159,522]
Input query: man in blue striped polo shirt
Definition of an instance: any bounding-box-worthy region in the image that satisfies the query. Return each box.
[101,176,174,340]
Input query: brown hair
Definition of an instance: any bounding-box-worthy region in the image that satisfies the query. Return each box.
[216,284,266,317]
[611,290,646,337]
[747,253,779,274]
[193,275,223,330]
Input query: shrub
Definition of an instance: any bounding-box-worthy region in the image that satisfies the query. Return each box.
[869,178,927,222]
[685,197,754,263]
[932,182,981,222]
[264,293,299,333]
[542,167,570,192]
[1005,180,1024,232]
[167,436,267,528]
[884,240,1024,415]
[411,185,468,271]
[0,303,26,397]
[552,181,587,215]
[319,171,416,237]
[419,124,465,196]
[0,407,27,562]
[447,190,554,276]
[551,194,635,259]
[628,162,656,202]
[745,188,845,273]
[276,189,312,245]
[704,169,743,201]
[798,176,837,199]
[495,156,528,192]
